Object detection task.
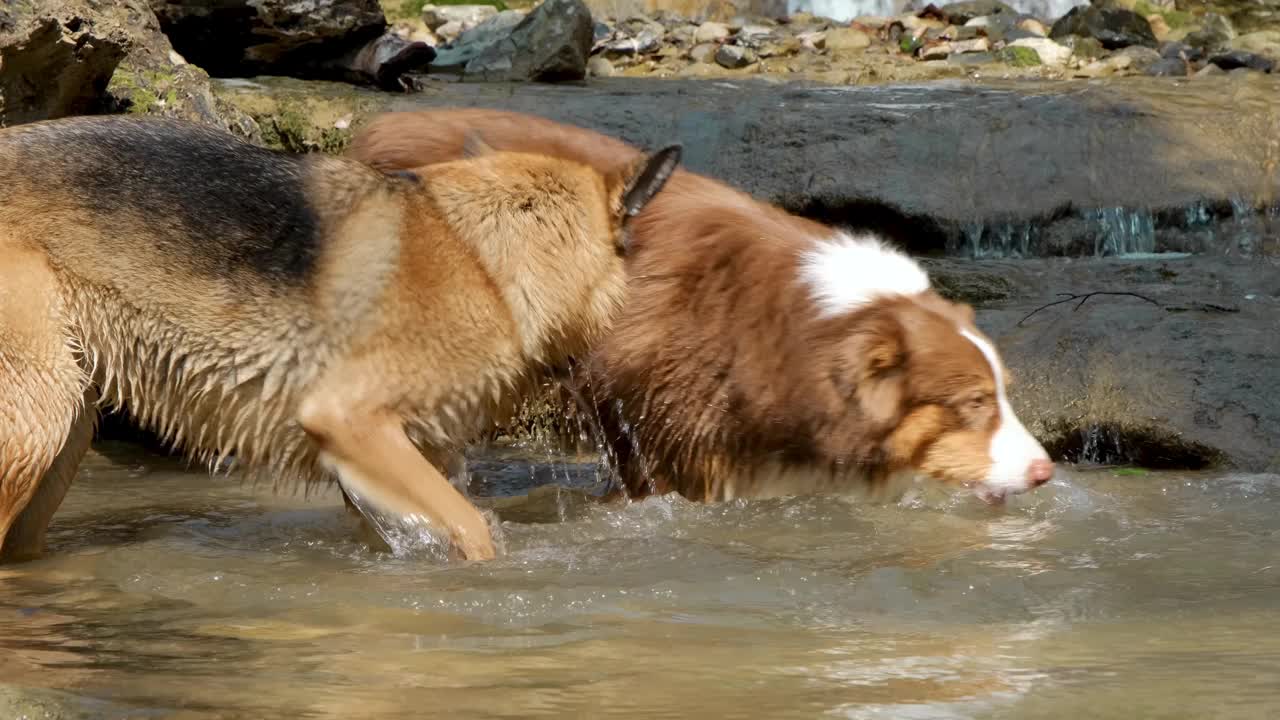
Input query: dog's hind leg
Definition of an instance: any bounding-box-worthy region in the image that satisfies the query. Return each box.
[0,246,90,563]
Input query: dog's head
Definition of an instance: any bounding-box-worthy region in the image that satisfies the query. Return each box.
[800,234,1054,502]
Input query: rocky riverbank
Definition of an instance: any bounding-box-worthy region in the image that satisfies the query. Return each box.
[384,0,1279,84]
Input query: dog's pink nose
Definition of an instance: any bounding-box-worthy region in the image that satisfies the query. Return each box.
[1027,459,1055,487]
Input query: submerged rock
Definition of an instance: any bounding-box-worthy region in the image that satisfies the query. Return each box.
[0,0,129,125]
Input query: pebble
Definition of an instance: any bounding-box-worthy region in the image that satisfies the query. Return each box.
[586,56,615,76]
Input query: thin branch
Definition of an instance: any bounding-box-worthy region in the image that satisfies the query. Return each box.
[1017,291,1161,326]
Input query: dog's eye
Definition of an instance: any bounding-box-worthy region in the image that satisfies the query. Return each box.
[965,394,993,412]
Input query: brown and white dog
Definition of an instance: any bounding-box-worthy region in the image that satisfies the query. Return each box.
[348,109,1055,506]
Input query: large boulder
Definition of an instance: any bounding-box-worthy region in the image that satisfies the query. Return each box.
[1050,4,1159,49]
[0,0,130,126]
[462,0,595,82]
[148,0,434,87]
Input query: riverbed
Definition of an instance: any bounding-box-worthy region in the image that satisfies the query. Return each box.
[2,441,1277,718]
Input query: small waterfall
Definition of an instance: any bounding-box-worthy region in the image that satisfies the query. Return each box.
[785,0,1085,21]
[1089,206,1156,257]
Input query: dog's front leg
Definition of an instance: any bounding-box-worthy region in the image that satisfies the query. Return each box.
[298,396,496,561]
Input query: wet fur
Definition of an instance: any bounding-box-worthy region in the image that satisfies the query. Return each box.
[0,115,679,561]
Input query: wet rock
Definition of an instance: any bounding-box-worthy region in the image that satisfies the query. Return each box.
[824,27,872,52]
[423,4,498,32]
[1208,49,1274,72]
[1229,30,1280,62]
[1194,62,1225,76]
[150,0,390,80]
[937,0,1015,25]
[714,43,757,67]
[1115,44,1161,71]
[462,0,594,81]
[693,20,729,43]
[0,0,129,125]
[1010,37,1071,66]
[1184,13,1236,52]
[1159,40,1205,62]
[430,10,526,72]
[1050,4,1158,50]
[1145,55,1189,75]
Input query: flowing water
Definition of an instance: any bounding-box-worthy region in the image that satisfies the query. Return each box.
[3,441,1278,718]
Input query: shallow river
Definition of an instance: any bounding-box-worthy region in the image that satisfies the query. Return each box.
[3,441,1278,719]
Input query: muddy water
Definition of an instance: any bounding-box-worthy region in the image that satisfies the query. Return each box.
[3,441,1279,719]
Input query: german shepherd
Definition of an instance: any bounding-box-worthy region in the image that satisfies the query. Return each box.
[0,115,681,563]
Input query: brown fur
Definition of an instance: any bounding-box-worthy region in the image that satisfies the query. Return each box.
[348,109,1048,503]
[0,115,679,562]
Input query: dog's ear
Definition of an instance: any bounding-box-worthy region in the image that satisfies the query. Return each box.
[611,144,682,222]
[462,131,495,159]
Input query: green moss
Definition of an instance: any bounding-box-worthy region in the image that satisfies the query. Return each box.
[1112,467,1151,476]
[107,65,181,115]
[251,99,354,154]
[998,45,1042,67]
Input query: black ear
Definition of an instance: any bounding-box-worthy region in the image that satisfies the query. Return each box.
[619,144,682,220]
[462,131,495,158]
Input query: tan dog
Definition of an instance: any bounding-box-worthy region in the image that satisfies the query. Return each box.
[349,109,1054,506]
[0,114,680,563]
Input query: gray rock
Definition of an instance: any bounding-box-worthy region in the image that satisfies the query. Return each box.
[714,43,758,67]
[937,0,1016,25]
[1208,49,1274,72]
[1184,13,1236,52]
[463,0,595,82]
[689,42,718,63]
[1115,44,1161,71]
[1159,40,1205,62]
[149,0,390,81]
[430,10,526,72]
[1144,56,1189,76]
[1049,4,1158,50]
[0,0,129,126]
